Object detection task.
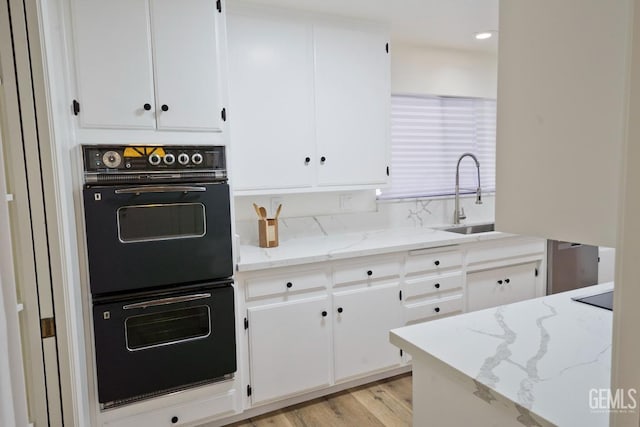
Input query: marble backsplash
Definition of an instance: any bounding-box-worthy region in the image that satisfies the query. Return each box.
[236,193,495,245]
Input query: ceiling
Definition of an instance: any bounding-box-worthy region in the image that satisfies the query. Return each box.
[241,0,499,53]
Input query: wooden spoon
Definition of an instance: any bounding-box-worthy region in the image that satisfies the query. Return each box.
[259,206,267,219]
[253,203,263,219]
[275,204,283,219]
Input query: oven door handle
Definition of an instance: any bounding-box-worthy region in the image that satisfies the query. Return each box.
[115,186,207,195]
[123,293,212,310]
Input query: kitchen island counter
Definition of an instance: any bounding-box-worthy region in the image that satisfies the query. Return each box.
[390,283,614,427]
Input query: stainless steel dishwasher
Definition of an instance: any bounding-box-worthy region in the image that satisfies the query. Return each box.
[547,240,599,294]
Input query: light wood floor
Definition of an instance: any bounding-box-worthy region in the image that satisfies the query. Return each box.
[226,373,412,427]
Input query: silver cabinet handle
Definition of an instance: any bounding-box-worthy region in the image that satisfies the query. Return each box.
[123,293,211,310]
[115,186,206,195]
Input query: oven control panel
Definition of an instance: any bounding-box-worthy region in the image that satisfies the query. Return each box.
[82,145,227,184]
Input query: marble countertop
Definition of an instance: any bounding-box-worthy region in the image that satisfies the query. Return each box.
[390,283,614,427]
[236,226,511,272]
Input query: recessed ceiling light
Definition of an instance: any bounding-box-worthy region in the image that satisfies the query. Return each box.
[475,32,493,40]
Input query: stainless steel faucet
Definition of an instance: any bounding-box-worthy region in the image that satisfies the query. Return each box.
[454,153,482,224]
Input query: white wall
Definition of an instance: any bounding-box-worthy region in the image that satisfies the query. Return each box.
[611,0,640,424]
[390,43,498,98]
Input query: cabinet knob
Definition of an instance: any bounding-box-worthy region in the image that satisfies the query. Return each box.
[161,104,169,112]
[171,416,179,424]
[286,282,293,289]
[497,280,503,285]
[434,307,440,313]
[143,103,151,111]
[434,260,440,266]
[366,270,373,276]
[434,283,440,289]
[322,311,327,317]
[505,278,510,284]
[337,307,343,313]
[320,156,326,163]
[304,157,311,164]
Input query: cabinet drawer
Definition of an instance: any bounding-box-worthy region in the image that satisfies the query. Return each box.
[405,295,463,324]
[103,390,237,427]
[245,269,328,300]
[405,250,462,275]
[404,271,463,300]
[333,257,401,286]
[466,238,545,266]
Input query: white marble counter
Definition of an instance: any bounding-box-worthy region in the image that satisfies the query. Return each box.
[237,227,511,271]
[391,283,614,426]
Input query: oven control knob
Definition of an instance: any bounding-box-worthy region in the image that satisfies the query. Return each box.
[163,153,175,165]
[148,153,162,166]
[102,151,122,169]
[178,153,190,165]
[191,153,203,165]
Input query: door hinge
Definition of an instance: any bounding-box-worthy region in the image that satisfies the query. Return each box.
[386,166,390,176]
[221,107,227,122]
[535,268,539,277]
[216,0,222,13]
[244,317,248,330]
[385,42,389,53]
[399,290,402,301]
[247,384,252,397]
[72,99,80,116]
[598,257,601,262]
[41,317,56,339]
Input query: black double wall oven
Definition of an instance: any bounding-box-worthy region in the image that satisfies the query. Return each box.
[82,145,236,409]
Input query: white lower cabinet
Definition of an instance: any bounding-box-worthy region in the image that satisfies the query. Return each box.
[102,390,238,427]
[467,262,539,312]
[239,237,546,414]
[247,296,332,404]
[333,284,403,382]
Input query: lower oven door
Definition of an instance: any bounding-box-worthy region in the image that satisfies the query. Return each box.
[92,283,236,407]
[83,182,232,295]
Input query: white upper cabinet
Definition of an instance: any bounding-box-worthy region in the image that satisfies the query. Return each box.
[150,0,222,131]
[70,0,224,132]
[227,14,315,190]
[71,0,155,129]
[495,0,630,247]
[314,25,390,187]
[227,6,390,194]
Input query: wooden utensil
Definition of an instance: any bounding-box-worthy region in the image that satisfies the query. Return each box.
[259,206,267,219]
[275,204,282,219]
[252,203,263,219]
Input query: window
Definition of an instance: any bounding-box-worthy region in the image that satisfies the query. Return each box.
[379,95,496,199]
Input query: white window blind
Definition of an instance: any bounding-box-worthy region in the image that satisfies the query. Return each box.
[380,95,496,199]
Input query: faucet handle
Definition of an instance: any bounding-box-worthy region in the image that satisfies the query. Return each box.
[459,207,466,220]
[476,188,483,205]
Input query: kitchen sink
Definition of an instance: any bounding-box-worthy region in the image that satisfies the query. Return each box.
[443,223,495,234]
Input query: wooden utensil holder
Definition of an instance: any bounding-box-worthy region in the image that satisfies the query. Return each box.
[258,218,279,248]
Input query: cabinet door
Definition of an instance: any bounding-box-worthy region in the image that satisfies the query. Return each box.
[314,25,390,186]
[247,296,331,404]
[150,0,222,131]
[496,1,628,247]
[228,14,315,190]
[70,0,155,129]
[467,262,538,312]
[333,284,402,382]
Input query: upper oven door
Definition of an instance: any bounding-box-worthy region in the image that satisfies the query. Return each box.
[83,182,232,295]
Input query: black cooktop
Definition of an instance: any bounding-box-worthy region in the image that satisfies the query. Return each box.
[573,291,614,311]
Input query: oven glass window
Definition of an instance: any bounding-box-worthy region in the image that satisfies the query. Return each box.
[125,306,210,351]
[118,203,206,242]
